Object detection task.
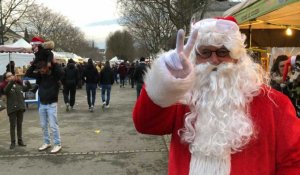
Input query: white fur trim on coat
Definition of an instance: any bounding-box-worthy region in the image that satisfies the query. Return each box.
[144,55,195,107]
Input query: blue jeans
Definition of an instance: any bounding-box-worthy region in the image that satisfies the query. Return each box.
[101,84,111,105]
[86,83,97,107]
[39,103,61,145]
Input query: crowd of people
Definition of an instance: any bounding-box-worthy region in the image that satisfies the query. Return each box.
[1,15,300,174]
[0,36,149,152]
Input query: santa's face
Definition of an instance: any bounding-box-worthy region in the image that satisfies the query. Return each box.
[195,46,237,65]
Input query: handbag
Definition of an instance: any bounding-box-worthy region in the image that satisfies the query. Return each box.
[0,99,6,111]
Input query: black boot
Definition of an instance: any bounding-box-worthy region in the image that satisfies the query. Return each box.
[10,142,15,150]
[18,140,26,147]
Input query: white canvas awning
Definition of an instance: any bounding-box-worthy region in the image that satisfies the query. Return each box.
[0,52,34,75]
[11,38,32,49]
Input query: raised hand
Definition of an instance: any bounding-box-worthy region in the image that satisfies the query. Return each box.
[164,29,198,78]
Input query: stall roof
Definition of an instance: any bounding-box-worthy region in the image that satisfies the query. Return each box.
[224,0,300,30]
[0,38,32,53]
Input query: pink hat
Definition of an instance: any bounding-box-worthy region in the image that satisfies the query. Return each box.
[30,36,44,45]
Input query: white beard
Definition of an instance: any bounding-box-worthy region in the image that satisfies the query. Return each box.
[180,61,262,175]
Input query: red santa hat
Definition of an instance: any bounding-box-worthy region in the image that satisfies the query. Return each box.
[30,36,45,45]
[282,55,300,81]
[191,16,246,60]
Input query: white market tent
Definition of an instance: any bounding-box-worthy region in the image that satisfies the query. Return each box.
[109,56,123,65]
[11,38,32,48]
[54,51,84,64]
[0,38,32,53]
[109,56,118,63]
[0,52,34,75]
[0,39,34,75]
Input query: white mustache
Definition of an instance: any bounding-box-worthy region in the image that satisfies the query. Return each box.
[194,62,235,77]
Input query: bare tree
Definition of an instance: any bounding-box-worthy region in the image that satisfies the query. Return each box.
[0,0,34,44]
[148,0,207,32]
[105,30,135,62]
[22,4,70,44]
[117,0,207,56]
[19,3,102,60]
[118,0,176,57]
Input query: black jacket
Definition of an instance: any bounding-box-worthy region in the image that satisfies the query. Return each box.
[133,62,148,84]
[63,63,79,87]
[100,67,114,85]
[82,64,99,84]
[33,41,54,68]
[26,63,64,104]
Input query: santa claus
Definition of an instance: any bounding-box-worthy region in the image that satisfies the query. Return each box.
[133,16,300,175]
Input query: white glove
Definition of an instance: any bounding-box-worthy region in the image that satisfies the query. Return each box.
[164,29,198,78]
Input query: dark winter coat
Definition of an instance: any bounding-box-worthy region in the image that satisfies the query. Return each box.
[100,67,114,85]
[82,64,99,84]
[33,41,54,69]
[118,64,127,79]
[63,63,79,87]
[25,63,64,104]
[0,80,30,115]
[133,62,148,84]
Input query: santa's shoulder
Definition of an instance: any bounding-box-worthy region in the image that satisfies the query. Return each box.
[254,85,292,108]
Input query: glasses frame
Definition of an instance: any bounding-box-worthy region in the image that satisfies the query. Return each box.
[195,47,230,59]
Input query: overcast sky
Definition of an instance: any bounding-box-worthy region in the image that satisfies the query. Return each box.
[36,0,123,49]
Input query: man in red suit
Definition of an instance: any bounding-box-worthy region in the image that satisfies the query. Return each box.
[133,16,300,175]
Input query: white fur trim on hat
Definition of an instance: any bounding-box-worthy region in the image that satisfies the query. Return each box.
[192,18,247,60]
[30,41,43,45]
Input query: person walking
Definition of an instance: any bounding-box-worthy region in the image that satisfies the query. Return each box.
[118,62,127,88]
[127,62,136,88]
[99,61,114,108]
[25,39,64,154]
[82,58,99,112]
[76,63,84,89]
[62,59,79,111]
[0,72,31,149]
[133,57,148,98]
[112,64,119,84]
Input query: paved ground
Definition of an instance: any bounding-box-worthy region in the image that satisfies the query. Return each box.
[0,84,169,175]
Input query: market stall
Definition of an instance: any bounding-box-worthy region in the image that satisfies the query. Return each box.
[0,38,34,75]
[223,0,300,69]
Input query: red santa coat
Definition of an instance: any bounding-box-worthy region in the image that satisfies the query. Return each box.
[133,86,300,175]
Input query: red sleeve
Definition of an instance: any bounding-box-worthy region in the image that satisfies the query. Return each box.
[275,94,300,174]
[133,86,184,135]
